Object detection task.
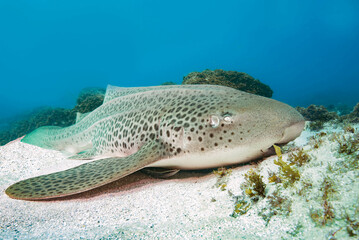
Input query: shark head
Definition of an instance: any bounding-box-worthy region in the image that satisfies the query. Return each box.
[207,92,305,147]
[151,87,305,169]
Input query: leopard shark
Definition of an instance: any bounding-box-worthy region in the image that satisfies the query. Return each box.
[5,84,305,200]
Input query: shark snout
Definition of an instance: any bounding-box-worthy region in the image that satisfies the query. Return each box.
[276,119,305,144]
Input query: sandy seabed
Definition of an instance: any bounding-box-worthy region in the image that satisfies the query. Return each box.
[0,123,358,239]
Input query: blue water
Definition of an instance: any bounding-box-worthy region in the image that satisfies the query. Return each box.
[1,0,358,120]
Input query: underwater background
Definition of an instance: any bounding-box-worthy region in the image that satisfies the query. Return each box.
[2,1,359,239]
[0,0,358,129]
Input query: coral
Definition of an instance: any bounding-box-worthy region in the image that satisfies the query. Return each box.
[241,169,266,200]
[273,145,300,187]
[182,69,273,97]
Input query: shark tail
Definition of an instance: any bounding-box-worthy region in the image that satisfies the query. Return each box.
[21,126,63,149]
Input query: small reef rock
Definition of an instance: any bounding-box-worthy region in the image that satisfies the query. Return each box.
[182,69,273,97]
[73,87,106,113]
[160,81,177,86]
[296,105,338,131]
[296,105,338,122]
[342,103,359,123]
[296,103,359,131]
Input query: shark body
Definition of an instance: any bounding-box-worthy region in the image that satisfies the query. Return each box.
[5,85,305,200]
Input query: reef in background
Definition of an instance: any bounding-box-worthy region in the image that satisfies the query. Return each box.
[1,73,358,146]
[182,69,273,98]
[0,87,105,146]
[296,104,359,131]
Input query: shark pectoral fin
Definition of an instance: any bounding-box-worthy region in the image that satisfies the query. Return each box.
[5,140,166,200]
[141,168,180,178]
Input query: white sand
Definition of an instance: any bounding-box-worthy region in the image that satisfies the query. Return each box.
[1,124,358,239]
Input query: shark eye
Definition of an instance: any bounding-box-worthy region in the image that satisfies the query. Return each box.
[210,115,220,128]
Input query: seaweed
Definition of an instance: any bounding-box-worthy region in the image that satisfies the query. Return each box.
[328,131,359,171]
[310,202,335,226]
[288,148,310,167]
[308,120,325,131]
[310,178,336,226]
[231,198,251,218]
[267,191,291,213]
[213,167,232,191]
[346,215,359,237]
[273,145,300,187]
[260,190,292,225]
[268,172,281,184]
[344,124,355,133]
[230,168,266,218]
[333,133,359,155]
[241,169,266,200]
[297,180,313,196]
[309,132,326,149]
[321,178,336,200]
